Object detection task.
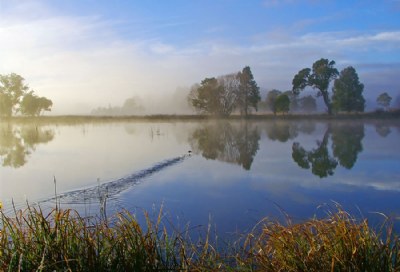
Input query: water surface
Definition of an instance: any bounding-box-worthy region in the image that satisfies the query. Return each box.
[1,119,399,235]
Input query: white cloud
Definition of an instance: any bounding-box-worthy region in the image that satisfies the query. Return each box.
[0,2,399,114]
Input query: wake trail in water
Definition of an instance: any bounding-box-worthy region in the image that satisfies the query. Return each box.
[42,154,190,205]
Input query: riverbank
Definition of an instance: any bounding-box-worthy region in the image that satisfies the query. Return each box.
[0,109,399,124]
[0,205,398,271]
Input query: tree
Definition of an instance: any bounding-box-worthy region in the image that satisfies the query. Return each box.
[121,97,144,115]
[237,66,261,116]
[0,93,13,117]
[217,73,240,115]
[265,89,282,115]
[299,95,317,113]
[0,73,29,115]
[292,58,339,114]
[376,92,392,111]
[332,66,365,112]
[283,90,299,112]
[0,73,52,116]
[275,94,290,114]
[20,92,53,116]
[188,77,225,115]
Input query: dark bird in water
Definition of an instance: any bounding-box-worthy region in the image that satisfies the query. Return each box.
[188,150,192,155]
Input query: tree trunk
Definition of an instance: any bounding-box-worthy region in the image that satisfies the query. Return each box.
[322,91,332,115]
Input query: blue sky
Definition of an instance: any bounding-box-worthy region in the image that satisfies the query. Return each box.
[0,0,399,114]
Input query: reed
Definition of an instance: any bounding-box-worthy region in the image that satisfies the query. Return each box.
[0,204,398,271]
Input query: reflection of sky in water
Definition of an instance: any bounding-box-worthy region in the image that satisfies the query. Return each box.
[1,120,400,235]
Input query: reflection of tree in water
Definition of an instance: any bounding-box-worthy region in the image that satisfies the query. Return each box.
[265,121,316,142]
[331,124,364,169]
[189,122,260,170]
[266,122,298,142]
[375,123,391,138]
[292,122,364,178]
[0,123,54,168]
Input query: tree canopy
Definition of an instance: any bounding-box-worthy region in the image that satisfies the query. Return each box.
[188,66,260,116]
[332,66,365,112]
[0,73,53,117]
[265,89,282,115]
[275,94,290,114]
[376,92,392,110]
[236,66,261,116]
[292,58,338,114]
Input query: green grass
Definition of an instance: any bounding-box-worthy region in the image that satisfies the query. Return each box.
[0,205,399,271]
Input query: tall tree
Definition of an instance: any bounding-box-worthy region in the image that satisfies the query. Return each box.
[332,66,365,112]
[376,92,392,111]
[0,73,29,114]
[237,66,261,117]
[292,58,339,114]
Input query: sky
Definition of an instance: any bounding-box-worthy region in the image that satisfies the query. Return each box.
[0,0,399,114]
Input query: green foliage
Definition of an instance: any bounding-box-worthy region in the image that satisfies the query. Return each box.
[265,89,281,114]
[0,73,29,114]
[332,66,365,112]
[275,94,290,114]
[292,58,339,114]
[237,66,261,116]
[189,77,226,115]
[0,73,52,117]
[377,92,392,110]
[20,91,53,116]
[189,67,260,116]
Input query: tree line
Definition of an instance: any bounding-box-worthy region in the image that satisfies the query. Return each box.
[0,73,52,117]
[188,66,261,117]
[189,58,396,116]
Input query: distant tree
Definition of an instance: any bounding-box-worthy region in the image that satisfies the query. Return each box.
[292,58,339,114]
[299,95,317,113]
[121,97,144,115]
[376,92,392,111]
[0,73,29,114]
[236,66,261,116]
[265,89,282,115]
[20,92,53,116]
[332,66,365,112]
[275,94,290,114]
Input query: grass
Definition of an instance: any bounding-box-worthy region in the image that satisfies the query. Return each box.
[0,204,399,271]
